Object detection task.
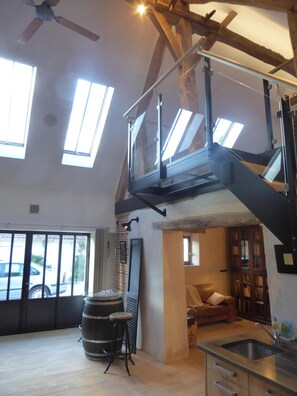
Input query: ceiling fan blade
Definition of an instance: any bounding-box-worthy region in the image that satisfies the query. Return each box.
[55,16,99,41]
[23,0,36,6]
[46,0,62,6]
[18,17,43,44]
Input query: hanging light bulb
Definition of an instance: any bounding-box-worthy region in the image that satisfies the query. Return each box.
[137,4,147,15]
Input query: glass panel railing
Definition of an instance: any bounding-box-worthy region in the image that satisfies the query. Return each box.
[128,91,159,182]
[125,40,297,193]
[209,58,293,194]
[155,59,217,189]
[158,58,207,161]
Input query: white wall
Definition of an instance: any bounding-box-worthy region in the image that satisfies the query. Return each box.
[263,227,297,335]
[185,228,229,295]
[0,185,116,232]
[163,230,188,362]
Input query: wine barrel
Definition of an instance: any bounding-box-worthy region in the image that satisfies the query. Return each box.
[82,293,124,360]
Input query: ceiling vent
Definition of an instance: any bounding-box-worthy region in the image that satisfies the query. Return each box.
[29,204,40,214]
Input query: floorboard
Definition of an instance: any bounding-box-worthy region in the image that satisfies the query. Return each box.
[0,319,257,395]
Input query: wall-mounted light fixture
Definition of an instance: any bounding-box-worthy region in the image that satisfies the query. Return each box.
[122,216,139,232]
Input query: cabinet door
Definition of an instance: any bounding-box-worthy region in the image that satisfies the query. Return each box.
[249,375,288,395]
[229,225,271,323]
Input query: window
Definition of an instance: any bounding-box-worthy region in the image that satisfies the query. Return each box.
[183,236,191,265]
[0,231,89,301]
[162,109,204,161]
[0,57,36,159]
[213,117,244,148]
[62,79,114,168]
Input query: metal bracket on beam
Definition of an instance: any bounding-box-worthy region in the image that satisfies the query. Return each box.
[131,193,167,217]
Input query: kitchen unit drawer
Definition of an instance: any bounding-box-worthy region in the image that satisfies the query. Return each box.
[207,368,248,396]
[207,354,249,389]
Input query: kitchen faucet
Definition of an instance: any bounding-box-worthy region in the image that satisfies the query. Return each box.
[255,322,281,346]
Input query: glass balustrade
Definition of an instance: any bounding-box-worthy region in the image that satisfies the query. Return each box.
[209,58,294,195]
[125,43,297,196]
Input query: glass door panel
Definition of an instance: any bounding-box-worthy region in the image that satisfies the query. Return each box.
[60,234,88,297]
[30,234,47,299]
[241,231,249,268]
[30,234,63,299]
[60,235,74,297]
[252,230,262,269]
[73,235,87,296]
[44,234,60,298]
[0,233,26,301]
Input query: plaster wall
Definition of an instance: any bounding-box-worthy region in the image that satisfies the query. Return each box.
[163,230,188,362]
[0,184,116,232]
[263,227,297,334]
[184,228,229,295]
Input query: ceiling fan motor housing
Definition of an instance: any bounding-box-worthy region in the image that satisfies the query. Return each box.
[36,3,55,21]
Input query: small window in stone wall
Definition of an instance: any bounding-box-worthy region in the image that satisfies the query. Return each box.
[183,236,191,265]
[183,234,200,266]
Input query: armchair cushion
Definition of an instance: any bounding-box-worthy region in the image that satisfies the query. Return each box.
[206,291,225,306]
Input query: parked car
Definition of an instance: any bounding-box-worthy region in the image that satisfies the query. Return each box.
[0,262,67,300]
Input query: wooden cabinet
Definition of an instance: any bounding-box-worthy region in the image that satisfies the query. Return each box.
[229,225,271,324]
[207,355,248,395]
[249,375,288,395]
[206,354,290,396]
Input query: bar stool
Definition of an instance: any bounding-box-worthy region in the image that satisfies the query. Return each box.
[104,311,135,375]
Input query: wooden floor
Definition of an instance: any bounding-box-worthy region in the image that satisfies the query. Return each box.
[0,319,257,396]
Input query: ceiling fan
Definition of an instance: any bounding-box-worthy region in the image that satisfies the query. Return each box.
[18,0,100,44]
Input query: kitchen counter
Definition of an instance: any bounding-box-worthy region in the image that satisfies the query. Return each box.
[198,330,297,395]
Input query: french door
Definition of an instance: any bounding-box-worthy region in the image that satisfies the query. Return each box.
[0,231,89,335]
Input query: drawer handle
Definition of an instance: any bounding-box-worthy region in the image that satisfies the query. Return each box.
[214,380,238,395]
[213,362,236,377]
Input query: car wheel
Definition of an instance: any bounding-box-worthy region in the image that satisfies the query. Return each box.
[29,286,50,299]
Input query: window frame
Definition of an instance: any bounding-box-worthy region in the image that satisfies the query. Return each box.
[183,236,192,265]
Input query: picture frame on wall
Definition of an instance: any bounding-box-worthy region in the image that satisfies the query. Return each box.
[120,241,127,263]
[274,245,297,274]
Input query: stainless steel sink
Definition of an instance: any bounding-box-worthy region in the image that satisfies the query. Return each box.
[222,338,282,360]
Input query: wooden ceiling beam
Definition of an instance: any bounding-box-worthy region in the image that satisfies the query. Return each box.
[155,3,297,77]
[203,10,237,49]
[148,7,182,61]
[175,2,200,113]
[182,0,297,12]
[287,11,297,75]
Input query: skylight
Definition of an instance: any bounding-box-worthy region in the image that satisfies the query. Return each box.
[62,79,114,168]
[162,109,192,161]
[0,57,36,160]
[213,117,244,148]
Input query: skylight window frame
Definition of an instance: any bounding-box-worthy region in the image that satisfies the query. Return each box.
[62,79,114,168]
[0,57,37,160]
